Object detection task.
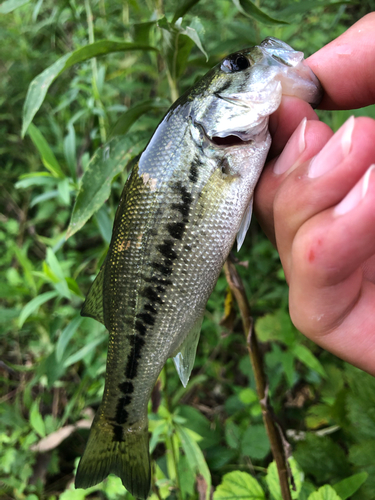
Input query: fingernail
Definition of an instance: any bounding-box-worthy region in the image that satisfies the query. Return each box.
[334,164,375,216]
[308,115,355,178]
[273,117,307,175]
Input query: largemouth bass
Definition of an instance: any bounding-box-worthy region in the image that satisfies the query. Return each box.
[75,38,322,498]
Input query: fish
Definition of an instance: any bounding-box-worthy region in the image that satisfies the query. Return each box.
[74,37,322,498]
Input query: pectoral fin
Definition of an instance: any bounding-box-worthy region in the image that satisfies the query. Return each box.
[236,198,253,251]
[172,316,204,388]
[81,263,105,325]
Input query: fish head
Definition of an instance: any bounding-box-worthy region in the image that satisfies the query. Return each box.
[190,37,322,145]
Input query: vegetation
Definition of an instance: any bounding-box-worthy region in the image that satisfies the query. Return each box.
[2,1,375,499]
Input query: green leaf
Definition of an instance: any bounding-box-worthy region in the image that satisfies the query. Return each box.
[66,134,146,238]
[22,41,158,137]
[266,458,303,500]
[294,434,351,484]
[56,315,84,362]
[172,0,201,24]
[255,310,297,346]
[232,0,288,25]
[15,172,55,189]
[27,123,64,178]
[308,485,342,500]
[333,472,368,500]
[291,344,326,378]
[176,425,211,500]
[109,99,168,138]
[63,334,106,368]
[242,424,270,460]
[279,1,350,18]
[18,291,59,328]
[0,0,29,14]
[63,124,77,181]
[30,401,46,438]
[45,248,71,299]
[213,471,265,500]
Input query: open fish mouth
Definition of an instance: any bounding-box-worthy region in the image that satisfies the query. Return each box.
[210,134,252,147]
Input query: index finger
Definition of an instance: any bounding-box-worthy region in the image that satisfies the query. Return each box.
[307,12,375,110]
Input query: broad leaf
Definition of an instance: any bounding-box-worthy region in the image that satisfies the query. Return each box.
[291,344,326,378]
[308,485,342,500]
[333,472,368,500]
[232,0,288,25]
[22,41,158,136]
[242,424,270,460]
[266,458,303,500]
[213,471,265,500]
[66,133,147,238]
[0,0,29,14]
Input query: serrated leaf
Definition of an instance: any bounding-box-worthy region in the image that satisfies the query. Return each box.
[22,41,158,136]
[18,291,59,328]
[255,310,296,346]
[213,471,265,500]
[232,0,288,25]
[242,424,270,460]
[109,99,168,138]
[291,344,326,378]
[266,458,303,500]
[66,134,146,238]
[27,123,64,178]
[172,0,201,24]
[333,472,368,500]
[308,485,342,500]
[0,0,29,14]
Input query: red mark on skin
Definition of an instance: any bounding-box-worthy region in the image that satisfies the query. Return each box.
[307,238,323,263]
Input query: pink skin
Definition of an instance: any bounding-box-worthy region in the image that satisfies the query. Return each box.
[254,13,375,375]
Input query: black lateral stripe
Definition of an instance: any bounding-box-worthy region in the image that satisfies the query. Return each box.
[112,424,124,442]
[145,303,157,314]
[146,276,173,286]
[142,285,163,303]
[137,312,155,326]
[189,163,199,183]
[167,222,185,240]
[151,261,173,276]
[158,240,178,260]
[118,381,134,394]
[135,320,147,336]
[115,397,130,424]
[171,201,189,218]
[125,335,145,379]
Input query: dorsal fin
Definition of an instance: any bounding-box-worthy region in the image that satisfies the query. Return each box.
[81,264,105,325]
[236,197,253,251]
[172,315,204,387]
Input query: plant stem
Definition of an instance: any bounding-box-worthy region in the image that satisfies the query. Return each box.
[223,258,292,500]
[85,0,107,144]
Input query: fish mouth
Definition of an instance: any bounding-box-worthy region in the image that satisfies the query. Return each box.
[210,134,251,147]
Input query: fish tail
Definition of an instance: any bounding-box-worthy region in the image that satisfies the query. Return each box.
[75,411,151,499]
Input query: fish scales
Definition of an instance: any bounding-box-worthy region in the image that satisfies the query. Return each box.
[75,37,322,498]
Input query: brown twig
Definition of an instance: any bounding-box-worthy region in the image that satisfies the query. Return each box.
[223,257,292,500]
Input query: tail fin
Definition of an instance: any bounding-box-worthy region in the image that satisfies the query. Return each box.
[75,412,151,499]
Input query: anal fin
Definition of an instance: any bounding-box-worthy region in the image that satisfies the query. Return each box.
[172,315,204,388]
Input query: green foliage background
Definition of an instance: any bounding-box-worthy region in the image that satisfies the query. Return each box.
[1,1,375,499]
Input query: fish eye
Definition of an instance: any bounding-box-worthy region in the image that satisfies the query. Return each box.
[221,54,250,73]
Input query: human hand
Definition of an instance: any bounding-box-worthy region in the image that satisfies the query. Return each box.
[254,13,375,375]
